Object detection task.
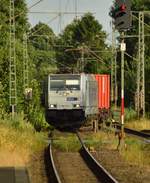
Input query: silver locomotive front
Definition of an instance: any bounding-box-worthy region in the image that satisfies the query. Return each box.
[48,74,81,110]
[45,74,85,127]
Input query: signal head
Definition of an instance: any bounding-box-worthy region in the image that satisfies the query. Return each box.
[109,0,132,31]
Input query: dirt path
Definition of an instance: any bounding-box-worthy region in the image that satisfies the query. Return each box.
[27,149,49,183]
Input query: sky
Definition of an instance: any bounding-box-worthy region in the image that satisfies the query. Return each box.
[26,0,113,36]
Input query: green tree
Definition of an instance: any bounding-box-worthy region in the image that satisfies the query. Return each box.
[0,0,29,112]
[56,13,111,73]
[14,0,29,38]
[28,22,57,81]
[25,22,57,130]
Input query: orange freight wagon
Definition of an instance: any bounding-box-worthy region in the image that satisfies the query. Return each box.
[95,74,110,109]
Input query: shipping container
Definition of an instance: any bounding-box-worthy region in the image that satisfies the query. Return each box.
[95,74,110,109]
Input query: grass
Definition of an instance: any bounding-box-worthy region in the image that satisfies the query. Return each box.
[0,113,47,166]
[53,133,81,152]
[122,137,150,167]
[124,108,137,121]
[51,129,150,168]
[79,131,150,168]
[86,131,150,167]
[111,107,137,122]
[82,131,118,150]
[125,118,150,130]
[53,131,118,152]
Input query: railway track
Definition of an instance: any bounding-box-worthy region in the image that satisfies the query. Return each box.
[48,141,61,183]
[47,132,118,183]
[76,132,118,183]
[113,123,150,139]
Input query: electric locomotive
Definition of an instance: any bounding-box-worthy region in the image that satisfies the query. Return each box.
[43,73,98,128]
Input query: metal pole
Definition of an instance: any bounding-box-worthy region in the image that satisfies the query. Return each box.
[114,52,118,109]
[141,12,145,118]
[59,0,62,32]
[81,46,84,72]
[9,0,17,117]
[121,32,125,128]
[23,33,29,90]
[137,11,145,118]
[118,31,125,150]
[111,24,115,103]
[75,0,77,19]
[136,21,140,118]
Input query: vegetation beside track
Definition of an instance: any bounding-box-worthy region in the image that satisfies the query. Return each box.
[0,114,47,167]
[53,130,150,168]
[52,131,118,152]
[125,118,150,131]
[122,137,150,167]
[53,132,81,151]
[84,131,150,167]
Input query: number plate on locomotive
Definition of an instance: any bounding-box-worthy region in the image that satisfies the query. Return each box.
[67,97,78,101]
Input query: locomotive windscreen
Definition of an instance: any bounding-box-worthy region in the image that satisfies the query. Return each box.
[50,75,80,91]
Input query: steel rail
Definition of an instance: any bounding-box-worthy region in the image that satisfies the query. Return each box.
[49,142,62,183]
[124,127,150,138]
[114,124,150,139]
[76,132,118,183]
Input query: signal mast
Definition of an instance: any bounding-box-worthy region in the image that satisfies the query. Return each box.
[109,0,132,150]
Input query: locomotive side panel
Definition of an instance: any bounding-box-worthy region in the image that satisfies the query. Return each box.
[85,74,98,116]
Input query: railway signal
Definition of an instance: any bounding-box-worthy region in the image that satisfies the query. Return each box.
[109,0,132,150]
[109,0,132,31]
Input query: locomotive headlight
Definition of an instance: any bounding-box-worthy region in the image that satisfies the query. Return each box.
[73,104,80,108]
[50,104,57,108]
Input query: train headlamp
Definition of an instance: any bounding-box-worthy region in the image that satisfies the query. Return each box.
[50,104,57,108]
[73,104,80,108]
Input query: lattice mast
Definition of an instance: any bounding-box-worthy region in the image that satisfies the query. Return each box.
[136,12,145,118]
[111,24,118,108]
[111,24,115,103]
[75,0,77,19]
[9,0,17,114]
[23,33,29,90]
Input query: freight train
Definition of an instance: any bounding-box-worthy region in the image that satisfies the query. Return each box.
[43,73,110,128]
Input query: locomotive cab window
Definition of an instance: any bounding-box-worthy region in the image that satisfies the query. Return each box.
[50,75,80,91]
[50,80,65,91]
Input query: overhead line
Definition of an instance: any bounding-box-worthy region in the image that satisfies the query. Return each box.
[28,11,86,14]
[87,47,111,69]
[124,52,138,61]
[15,0,45,19]
[28,15,59,37]
[28,0,45,10]
[6,0,45,22]
[50,58,72,71]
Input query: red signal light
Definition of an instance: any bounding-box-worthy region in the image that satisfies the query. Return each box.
[120,4,126,11]
[109,0,132,31]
